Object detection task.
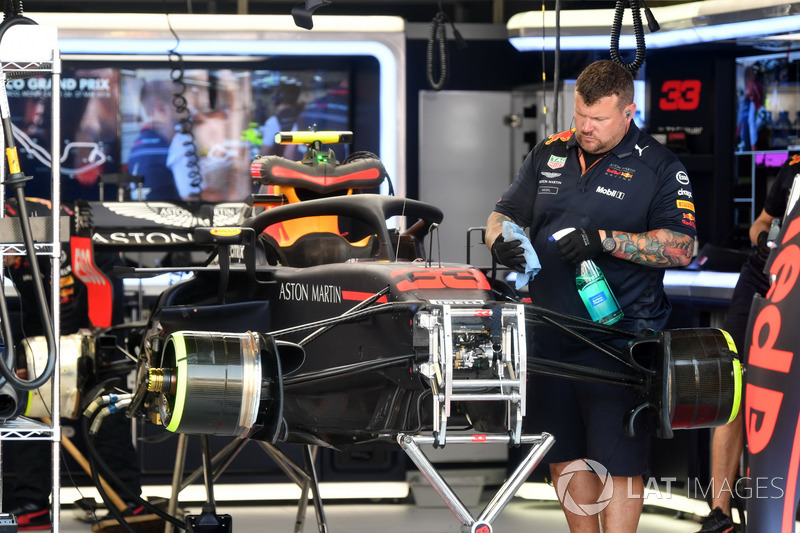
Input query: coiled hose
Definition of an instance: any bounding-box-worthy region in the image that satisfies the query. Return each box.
[609,0,647,74]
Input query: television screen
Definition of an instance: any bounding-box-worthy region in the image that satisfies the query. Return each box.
[7,66,121,201]
[7,63,352,203]
[120,67,350,202]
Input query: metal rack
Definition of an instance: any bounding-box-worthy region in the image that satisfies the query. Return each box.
[0,22,62,531]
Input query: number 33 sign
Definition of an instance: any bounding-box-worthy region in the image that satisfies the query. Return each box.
[658,79,702,111]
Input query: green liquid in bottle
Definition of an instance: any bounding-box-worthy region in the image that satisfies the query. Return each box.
[575,260,623,325]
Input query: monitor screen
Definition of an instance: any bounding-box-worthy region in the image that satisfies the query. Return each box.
[7,61,356,203]
[7,66,121,201]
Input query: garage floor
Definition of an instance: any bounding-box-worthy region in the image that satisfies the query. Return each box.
[55,489,708,533]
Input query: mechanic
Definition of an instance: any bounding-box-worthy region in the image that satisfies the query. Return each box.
[697,154,797,533]
[485,59,696,532]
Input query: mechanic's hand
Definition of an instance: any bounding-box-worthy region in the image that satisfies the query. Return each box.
[756,230,770,261]
[557,228,602,264]
[491,235,526,273]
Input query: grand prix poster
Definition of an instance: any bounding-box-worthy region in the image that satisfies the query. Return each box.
[745,196,800,531]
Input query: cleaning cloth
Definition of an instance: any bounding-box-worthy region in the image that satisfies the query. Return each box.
[502,220,541,289]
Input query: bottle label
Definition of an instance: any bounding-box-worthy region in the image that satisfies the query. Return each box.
[589,292,608,306]
[578,278,623,324]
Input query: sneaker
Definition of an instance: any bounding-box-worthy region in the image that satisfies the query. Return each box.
[8,501,51,531]
[697,507,735,533]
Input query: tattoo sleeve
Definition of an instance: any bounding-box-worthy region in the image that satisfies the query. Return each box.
[485,212,514,250]
[613,229,694,268]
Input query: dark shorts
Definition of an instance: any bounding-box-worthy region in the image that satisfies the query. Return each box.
[525,327,651,477]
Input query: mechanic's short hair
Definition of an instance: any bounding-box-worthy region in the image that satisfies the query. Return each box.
[575,60,634,109]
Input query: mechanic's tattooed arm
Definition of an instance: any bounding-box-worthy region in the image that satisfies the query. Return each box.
[485,211,515,249]
[611,229,694,268]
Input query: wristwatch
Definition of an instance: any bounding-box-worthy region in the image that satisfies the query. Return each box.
[602,234,616,253]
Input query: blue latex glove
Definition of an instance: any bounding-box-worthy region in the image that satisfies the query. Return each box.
[502,221,541,289]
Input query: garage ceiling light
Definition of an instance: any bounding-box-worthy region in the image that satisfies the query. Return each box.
[508,0,800,50]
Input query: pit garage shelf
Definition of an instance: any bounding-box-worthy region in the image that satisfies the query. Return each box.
[0,22,63,531]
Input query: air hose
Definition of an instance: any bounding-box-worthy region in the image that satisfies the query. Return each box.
[0,13,57,392]
[609,0,659,74]
[425,5,466,91]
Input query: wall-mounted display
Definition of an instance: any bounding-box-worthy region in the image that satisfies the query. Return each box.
[8,62,363,203]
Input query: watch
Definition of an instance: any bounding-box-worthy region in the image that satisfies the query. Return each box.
[602,235,616,253]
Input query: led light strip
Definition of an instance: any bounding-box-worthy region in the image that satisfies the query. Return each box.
[508,0,800,51]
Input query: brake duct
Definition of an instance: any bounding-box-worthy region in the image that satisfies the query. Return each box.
[146,331,288,442]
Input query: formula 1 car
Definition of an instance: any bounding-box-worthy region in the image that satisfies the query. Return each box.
[14,131,742,533]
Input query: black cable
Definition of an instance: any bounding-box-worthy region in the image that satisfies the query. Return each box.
[425,0,466,91]
[527,357,643,387]
[0,16,57,392]
[284,353,416,388]
[609,0,648,75]
[426,11,448,91]
[86,454,138,533]
[81,409,187,530]
[342,151,395,196]
[267,301,415,337]
[298,286,390,346]
[162,0,202,197]
[426,222,440,267]
[535,313,636,370]
[4,0,24,18]
[552,0,561,132]
[523,303,639,339]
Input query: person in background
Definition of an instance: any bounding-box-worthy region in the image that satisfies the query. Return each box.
[126,79,190,201]
[485,59,695,532]
[283,76,350,163]
[260,81,302,157]
[696,154,798,533]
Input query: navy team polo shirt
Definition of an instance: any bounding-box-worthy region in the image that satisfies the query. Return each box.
[494,123,697,334]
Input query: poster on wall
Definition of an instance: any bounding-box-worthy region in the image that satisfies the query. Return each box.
[7,67,120,201]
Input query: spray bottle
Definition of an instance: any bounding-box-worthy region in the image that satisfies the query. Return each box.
[550,228,623,325]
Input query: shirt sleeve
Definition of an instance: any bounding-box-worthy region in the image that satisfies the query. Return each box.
[646,159,697,239]
[493,148,540,228]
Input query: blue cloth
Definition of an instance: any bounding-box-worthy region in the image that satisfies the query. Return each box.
[502,220,540,289]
